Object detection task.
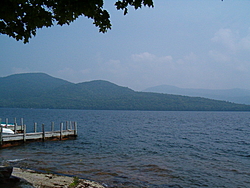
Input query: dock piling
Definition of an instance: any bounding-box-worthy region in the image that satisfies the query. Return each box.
[14,123,17,133]
[14,117,17,133]
[69,121,71,130]
[74,122,77,136]
[34,122,37,133]
[21,118,23,130]
[0,119,77,148]
[23,124,26,142]
[66,121,68,130]
[60,122,63,140]
[0,126,2,145]
[42,124,45,141]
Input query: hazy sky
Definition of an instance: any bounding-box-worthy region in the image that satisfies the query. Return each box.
[1,0,250,91]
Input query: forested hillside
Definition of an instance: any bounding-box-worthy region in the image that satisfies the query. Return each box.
[1,73,250,111]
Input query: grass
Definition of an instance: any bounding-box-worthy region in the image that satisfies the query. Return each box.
[69,176,80,188]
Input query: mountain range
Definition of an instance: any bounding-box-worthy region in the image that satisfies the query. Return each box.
[143,85,250,105]
[1,73,250,111]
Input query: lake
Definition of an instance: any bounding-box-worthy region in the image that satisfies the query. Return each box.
[0,108,250,187]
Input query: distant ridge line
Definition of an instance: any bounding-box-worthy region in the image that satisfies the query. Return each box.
[143,85,250,105]
[0,73,250,111]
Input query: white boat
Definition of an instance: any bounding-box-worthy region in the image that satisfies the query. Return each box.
[2,128,14,134]
[1,123,15,127]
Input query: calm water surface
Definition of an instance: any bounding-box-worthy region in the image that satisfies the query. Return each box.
[0,108,250,187]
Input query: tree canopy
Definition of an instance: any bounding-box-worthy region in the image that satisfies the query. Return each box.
[0,0,154,43]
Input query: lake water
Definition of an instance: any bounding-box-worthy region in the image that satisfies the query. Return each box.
[0,108,250,187]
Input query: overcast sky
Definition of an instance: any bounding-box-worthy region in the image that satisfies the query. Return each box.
[1,0,250,91]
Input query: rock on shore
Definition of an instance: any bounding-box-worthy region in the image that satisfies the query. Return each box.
[0,166,105,188]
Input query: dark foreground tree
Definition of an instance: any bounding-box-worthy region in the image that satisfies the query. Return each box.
[0,0,153,43]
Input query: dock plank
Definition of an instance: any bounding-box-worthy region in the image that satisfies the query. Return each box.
[0,121,77,148]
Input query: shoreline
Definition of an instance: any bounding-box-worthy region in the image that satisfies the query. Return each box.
[12,167,105,188]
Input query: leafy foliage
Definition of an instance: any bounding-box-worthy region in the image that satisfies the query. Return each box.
[1,73,250,111]
[0,0,153,43]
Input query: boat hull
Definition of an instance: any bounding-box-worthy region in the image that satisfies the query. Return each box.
[2,128,14,134]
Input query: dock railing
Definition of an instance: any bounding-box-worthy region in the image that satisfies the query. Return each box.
[0,118,77,148]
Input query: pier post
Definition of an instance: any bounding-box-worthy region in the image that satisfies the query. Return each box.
[74,122,77,136]
[42,124,45,141]
[60,122,63,140]
[23,124,26,143]
[1,119,77,148]
[14,122,17,133]
[66,121,68,130]
[5,118,8,126]
[51,122,54,132]
[14,118,17,133]
[34,122,37,133]
[69,121,72,130]
[21,118,24,131]
[0,126,2,146]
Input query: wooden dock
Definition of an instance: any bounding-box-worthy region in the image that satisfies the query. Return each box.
[0,118,77,149]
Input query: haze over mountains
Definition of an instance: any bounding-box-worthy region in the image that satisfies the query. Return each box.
[143,85,250,105]
[1,73,250,111]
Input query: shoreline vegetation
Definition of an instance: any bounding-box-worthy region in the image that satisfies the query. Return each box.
[11,167,105,188]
